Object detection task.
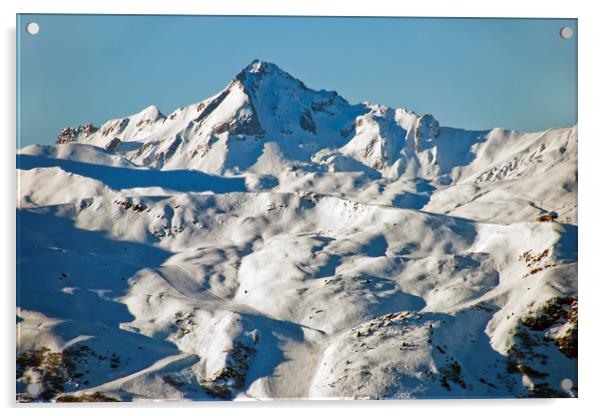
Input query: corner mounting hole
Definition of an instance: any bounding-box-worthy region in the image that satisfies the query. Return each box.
[560,26,573,39]
[26,22,40,35]
[560,378,573,390]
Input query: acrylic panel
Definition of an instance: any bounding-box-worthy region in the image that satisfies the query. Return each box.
[16,14,577,402]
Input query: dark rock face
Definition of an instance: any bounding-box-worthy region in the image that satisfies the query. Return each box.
[311,94,338,115]
[522,296,577,332]
[194,89,230,124]
[234,65,263,93]
[300,110,317,135]
[100,119,129,138]
[522,296,577,359]
[201,341,256,399]
[213,106,266,137]
[136,142,154,157]
[234,60,295,89]
[198,77,266,138]
[56,393,119,402]
[139,135,184,169]
[16,344,119,402]
[79,124,98,137]
[555,321,577,359]
[165,135,182,159]
[55,128,79,144]
[414,114,439,151]
[193,135,218,158]
[114,199,147,212]
[105,137,121,152]
[536,211,559,222]
[55,124,99,145]
[500,296,578,398]
[339,123,355,138]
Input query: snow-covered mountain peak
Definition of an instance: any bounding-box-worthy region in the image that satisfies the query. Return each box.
[238,59,288,77]
[231,60,294,95]
[135,104,165,122]
[231,59,346,107]
[47,61,575,189]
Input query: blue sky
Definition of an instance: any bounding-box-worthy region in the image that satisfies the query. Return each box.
[17,15,577,147]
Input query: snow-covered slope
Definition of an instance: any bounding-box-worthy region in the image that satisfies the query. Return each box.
[16,60,577,402]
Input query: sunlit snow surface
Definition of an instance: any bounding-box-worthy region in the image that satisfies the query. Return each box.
[16,61,577,401]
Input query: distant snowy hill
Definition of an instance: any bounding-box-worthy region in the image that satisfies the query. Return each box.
[16,60,577,401]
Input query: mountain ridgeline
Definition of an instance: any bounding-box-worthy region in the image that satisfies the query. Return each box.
[52,60,465,177]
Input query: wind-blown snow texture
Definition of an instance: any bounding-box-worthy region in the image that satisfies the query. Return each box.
[17,60,577,401]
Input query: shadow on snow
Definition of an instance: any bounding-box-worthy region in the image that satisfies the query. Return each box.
[17,154,247,193]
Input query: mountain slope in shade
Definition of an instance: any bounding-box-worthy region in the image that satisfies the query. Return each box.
[16,60,577,401]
